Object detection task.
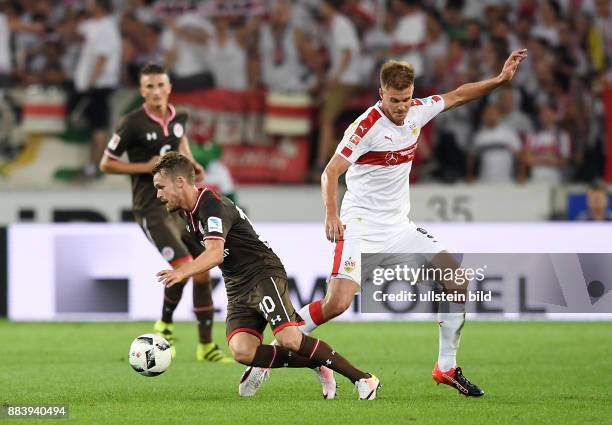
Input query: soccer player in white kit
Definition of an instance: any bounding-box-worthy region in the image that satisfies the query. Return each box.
[241,49,528,398]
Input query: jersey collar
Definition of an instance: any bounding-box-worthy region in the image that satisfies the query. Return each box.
[189,187,208,216]
[143,103,176,137]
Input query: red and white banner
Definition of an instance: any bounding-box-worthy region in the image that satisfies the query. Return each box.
[172,89,311,183]
[22,87,66,134]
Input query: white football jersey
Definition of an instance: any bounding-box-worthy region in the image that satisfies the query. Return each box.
[336,95,445,225]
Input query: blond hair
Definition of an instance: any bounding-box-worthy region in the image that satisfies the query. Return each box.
[380,60,415,90]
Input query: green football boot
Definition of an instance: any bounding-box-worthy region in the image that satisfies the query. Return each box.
[153,320,176,359]
[196,342,234,364]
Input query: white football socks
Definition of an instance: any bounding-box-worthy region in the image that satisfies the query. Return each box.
[296,303,319,335]
[437,301,466,371]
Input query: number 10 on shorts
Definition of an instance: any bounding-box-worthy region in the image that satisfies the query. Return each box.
[259,296,276,319]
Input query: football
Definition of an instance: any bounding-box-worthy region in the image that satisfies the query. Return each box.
[128,333,172,377]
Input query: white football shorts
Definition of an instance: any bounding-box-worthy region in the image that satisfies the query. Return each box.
[329,219,446,287]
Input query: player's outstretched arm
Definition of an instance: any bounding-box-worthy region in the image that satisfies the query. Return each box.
[322,154,351,243]
[99,153,160,175]
[441,49,528,112]
[157,239,224,287]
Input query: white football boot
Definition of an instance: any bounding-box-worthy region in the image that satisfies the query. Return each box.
[238,367,270,397]
[315,366,337,399]
[355,375,381,400]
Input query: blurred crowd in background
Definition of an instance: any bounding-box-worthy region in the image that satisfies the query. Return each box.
[0,0,611,185]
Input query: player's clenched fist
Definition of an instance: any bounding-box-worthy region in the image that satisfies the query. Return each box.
[325,214,344,243]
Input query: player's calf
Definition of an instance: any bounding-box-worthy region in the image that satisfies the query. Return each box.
[430,251,468,298]
[320,277,358,320]
[321,296,352,319]
[233,327,369,385]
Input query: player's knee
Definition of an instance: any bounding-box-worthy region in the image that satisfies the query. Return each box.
[228,337,258,365]
[275,327,302,352]
[229,344,256,365]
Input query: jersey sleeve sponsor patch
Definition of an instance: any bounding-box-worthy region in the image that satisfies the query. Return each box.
[411,95,443,107]
[197,191,232,240]
[207,216,223,234]
[107,134,120,150]
[422,95,443,105]
[411,95,445,127]
[106,116,130,158]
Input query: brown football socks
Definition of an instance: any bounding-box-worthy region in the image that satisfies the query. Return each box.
[297,335,369,383]
[161,281,186,323]
[193,281,214,343]
[250,344,313,368]
[248,335,368,383]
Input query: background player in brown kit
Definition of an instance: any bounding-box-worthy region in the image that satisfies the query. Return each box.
[99,63,232,363]
[153,152,381,400]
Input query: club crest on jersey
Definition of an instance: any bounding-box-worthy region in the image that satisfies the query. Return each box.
[173,123,184,138]
[207,217,223,233]
[409,122,418,137]
[146,132,157,141]
[350,134,362,145]
[161,246,175,261]
[344,257,356,273]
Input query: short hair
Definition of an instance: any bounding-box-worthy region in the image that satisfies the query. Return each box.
[139,62,168,80]
[399,0,421,6]
[152,152,195,184]
[321,0,345,10]
[380,60,415,90]
[589,182,608,195]
[94,0,113,13]
[445,0,464,11]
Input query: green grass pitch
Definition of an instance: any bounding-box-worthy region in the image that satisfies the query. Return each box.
[3,320,611,425]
